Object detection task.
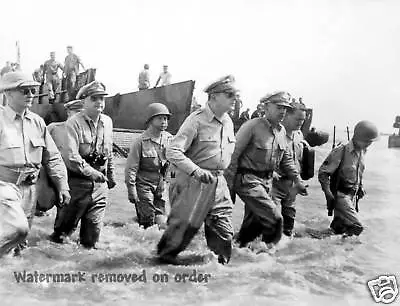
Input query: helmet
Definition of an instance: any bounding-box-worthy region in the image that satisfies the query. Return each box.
[146,103,171,123]
[353,120,379,142]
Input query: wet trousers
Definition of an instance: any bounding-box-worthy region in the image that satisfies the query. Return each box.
[272,178,297,236]
[53,178,107,248]
[235,174,283,246]
[157,171,233,263]
[331,191,363,236]
[135,173,166,228]
[0,181,37,257]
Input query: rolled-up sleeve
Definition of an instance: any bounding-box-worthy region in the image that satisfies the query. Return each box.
[41,125,69,191]
[166,116,199,175]
[125,138,141,192]
[318,146,343,190]
[61,119,96,177]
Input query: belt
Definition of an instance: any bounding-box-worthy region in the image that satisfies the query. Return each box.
[237,167,273,179]
[337,186,357,197]
[0,165,39,185]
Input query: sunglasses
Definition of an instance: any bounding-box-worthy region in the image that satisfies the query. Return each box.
[224,92,237,99]
[90,96,105,102]
[18,87,36,96]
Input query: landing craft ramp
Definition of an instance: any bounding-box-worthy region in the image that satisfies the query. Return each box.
[103,80,195,134]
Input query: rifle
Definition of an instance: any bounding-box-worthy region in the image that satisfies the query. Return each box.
[346,126,350,141]
[332,125,336,149]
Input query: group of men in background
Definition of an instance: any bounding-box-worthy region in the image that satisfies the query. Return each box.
[138,64,172,90]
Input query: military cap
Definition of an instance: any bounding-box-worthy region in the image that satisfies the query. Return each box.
[260,91,292,108]
[0,71,40,92]
[76,81,108,99]
[64,99,84,111]
[204,75,237,94]
[288,101,307,111]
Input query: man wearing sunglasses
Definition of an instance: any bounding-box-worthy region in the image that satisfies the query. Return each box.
[225,91,308,251]
[157,75,238,265]
[0,71,70,258]
[50,81,116,249]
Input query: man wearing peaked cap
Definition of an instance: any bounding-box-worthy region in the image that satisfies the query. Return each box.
[76,81,108,99]
[50,80,115,248]
[260,91,292,108]
[0,71,70,257]
[225,90,308,251]
[36,99,84,217]
[0,71,41,92]
[204,75,237,94]
[157,75,238,265]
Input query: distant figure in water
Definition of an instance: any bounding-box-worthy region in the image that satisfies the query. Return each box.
[318,120,379,236]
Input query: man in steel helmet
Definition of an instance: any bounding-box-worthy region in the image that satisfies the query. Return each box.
[125,103,173,229]
[318,120,379,236]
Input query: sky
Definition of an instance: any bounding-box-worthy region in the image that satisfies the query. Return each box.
[1,0,399,133]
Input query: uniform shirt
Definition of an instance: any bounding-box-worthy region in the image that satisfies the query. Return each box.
[64,53,82,74]
[43,59,63,79]
[48,121,67,151]
[0,105,68,191]
[125,130,173,189]
[225,118,299,183]
[138,69,150,89]
[318,140,365,191]
[158,72,172,86]
[166,102,236,175]
[276,130,304,177]
[61,112,113,177]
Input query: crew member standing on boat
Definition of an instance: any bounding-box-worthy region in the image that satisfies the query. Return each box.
[318,120,378,236]
[225,91,307,249]
[0,71,70,257]
[50,81,116,247]
[125,103,173,229]
[157,75,238,265]
[43,52,63,102]
[271,101,309,239]
[64,46,85,99]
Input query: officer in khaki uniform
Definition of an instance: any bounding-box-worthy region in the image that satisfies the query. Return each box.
[125,103,173,229]
[318,120,378,236]
[271,101,309,238]
[0,71,70,257]
[50,81,116,248]
[36,100,84,214]
[225,91,307,248]
[157,75,238,265]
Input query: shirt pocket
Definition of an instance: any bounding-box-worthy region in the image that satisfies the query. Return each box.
[30,138,45,163]
[79,133,92,155]
[253,142,271,164]
[226,135,236,156]
[198,133,219,143]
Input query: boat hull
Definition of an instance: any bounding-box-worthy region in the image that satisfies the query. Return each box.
[388,134,400,148]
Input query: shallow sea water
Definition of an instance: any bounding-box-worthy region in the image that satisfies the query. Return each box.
[0,134,399,305]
